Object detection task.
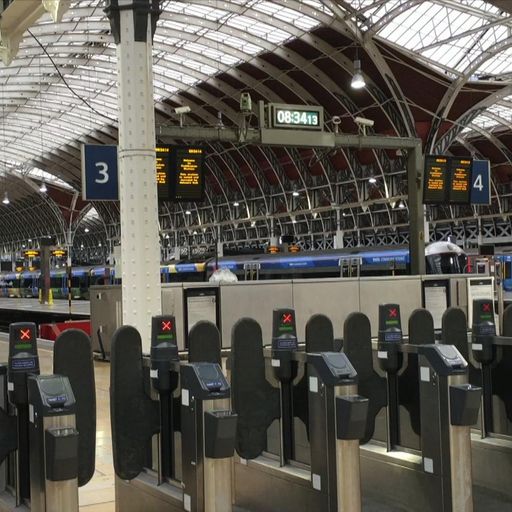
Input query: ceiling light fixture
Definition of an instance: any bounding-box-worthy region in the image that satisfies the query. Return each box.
[185,209,191,215]
[84,227,90,233]
[368,177,377,184]
[292,190,300,197]
[351,57,366,90]
[398,200,406,209]
[39,182,47,193]
[233,201,240,207]
[2,193,9,205]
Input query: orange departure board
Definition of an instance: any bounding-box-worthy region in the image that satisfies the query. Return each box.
[156,145,171,201]
[448,157,472,204]
[423,155,448,203]
[170,146,205,202]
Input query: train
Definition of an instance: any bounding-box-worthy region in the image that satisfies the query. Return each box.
[0,242,467,300]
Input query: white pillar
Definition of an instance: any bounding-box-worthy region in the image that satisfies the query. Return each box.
[106,0,162,351]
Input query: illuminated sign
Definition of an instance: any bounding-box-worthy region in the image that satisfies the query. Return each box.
[51,249,67,258]
[289,245,300,253]
[156,145,171,201]
[270,103,323,130]
[449,157,472,204]
[23,249,40,258]
[151,315,177,345]
[423,155,448,204]
[170,146,205,202]
[268,246,280,254]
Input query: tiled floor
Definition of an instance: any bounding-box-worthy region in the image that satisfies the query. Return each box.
[0,340,115,512]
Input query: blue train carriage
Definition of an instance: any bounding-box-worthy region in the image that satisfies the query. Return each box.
[161,261,207,283]
[205,242,466,280]
[0,271,21,297]
[494,253,512,291]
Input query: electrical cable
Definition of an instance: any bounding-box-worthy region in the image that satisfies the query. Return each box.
[27,28,117,124]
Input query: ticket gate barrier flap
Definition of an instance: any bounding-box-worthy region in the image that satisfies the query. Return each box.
[28,374,79,512]
[294,314,339,442]
[0,400,17,466]
[441,308,470,362]
[343,312,386,445]
[110,325,160,481]
[231,318,280,461]
[53,329,96,487]
[188,321,221,365]
[397,309,436,447]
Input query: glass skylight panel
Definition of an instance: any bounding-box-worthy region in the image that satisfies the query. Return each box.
[252,2,319,31]
[226,15,290,43]
[206,30,263,54]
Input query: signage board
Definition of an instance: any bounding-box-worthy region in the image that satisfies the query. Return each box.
[423,155,449,203]
[170,146,205,202]
[471,160,491,205]
[81,144,119,201]
[449,157,472,204]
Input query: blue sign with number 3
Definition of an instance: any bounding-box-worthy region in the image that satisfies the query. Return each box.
[81,144,119,200]
[470,160,491,205]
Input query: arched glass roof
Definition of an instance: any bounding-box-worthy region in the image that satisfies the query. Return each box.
[0,0,512,250]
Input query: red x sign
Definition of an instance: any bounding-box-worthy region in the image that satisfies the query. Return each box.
[282,313,293,324]
[389,308,397,318]
[482,303,491,313]
[20,329,31,341]
[161,320,172,332]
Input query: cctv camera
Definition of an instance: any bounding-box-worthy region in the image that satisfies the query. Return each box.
[240,92,252,113]
[174,106,191,114]
[355,116,374,127]
[332,115,341,125]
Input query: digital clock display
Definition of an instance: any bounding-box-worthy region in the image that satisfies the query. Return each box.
[271,103,323,130]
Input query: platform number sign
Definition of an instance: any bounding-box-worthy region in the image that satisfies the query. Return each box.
[81,144,118,201]
[470,160,491,205]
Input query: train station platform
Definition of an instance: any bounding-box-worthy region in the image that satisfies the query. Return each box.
[0,298,90,316]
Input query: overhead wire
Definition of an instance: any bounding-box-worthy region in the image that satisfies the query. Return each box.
[26,28,117,124]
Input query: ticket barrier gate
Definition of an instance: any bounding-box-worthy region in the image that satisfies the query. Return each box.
[0,324,95,511]
[231,311,367,512]
[111,317,238,512]
[347,305,481,512]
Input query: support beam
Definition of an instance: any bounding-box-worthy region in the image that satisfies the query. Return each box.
[408,145,425,274]
[106,0,162,351]
[0,0,70,65]
[158,125,422,150]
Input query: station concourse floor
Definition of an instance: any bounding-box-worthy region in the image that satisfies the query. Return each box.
[0,335,114,512]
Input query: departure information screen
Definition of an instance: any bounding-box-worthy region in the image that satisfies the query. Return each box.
[170,146,205,202]
[423,155,448,203]
[155,145,205,202]
[156,146,171,201]
[424,154,474,204]
[449,157,472,203]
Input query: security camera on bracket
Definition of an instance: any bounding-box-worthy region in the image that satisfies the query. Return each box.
[174,105,191,127]
[354,116,374,136]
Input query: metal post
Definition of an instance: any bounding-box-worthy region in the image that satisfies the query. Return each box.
[408,144,425,274]
[105,0,162,351]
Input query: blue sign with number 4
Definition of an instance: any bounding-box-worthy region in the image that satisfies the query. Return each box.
[81,144,119,200]
[470,160,491,205]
